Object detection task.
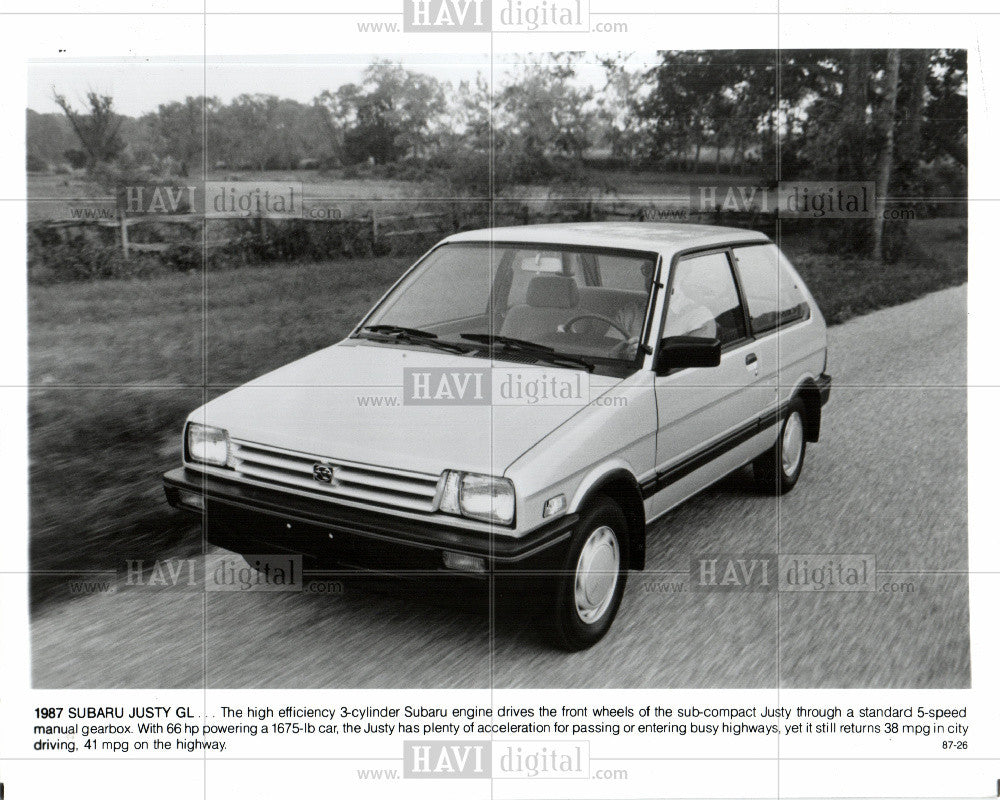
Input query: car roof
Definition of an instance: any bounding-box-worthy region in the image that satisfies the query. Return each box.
[443,222,771,256]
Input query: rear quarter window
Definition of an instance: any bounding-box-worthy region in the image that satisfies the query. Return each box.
[732,244,810,335]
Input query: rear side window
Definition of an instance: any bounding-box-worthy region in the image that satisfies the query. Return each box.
[732,244,811,335]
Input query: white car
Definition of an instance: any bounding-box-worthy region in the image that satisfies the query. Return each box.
[164,222,831,650]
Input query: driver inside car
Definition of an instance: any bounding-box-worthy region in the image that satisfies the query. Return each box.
[663,282,718,340]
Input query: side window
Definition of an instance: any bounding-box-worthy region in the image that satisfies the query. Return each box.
[733,244,811,335]
[664,252,746,345]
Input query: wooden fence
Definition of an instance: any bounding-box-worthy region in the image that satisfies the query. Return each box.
[29,201,773,259]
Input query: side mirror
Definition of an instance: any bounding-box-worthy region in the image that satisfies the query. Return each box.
[655,336,722,374]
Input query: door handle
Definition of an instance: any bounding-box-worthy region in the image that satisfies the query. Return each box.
[745,353,759,374]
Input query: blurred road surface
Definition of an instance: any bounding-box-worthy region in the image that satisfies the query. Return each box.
[32,286,968,688]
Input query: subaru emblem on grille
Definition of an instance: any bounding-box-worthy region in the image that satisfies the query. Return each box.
[312,463,335,484]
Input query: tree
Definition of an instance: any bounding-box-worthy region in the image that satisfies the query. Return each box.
[211,94,324,171]
[639,50,780,173]
[872,50,901,259]
[314,61,448,164]
[595,56,649,160]
[492,54,594,182]
[26,109,76,167]
[923,49,967,167]
[344,93,405,164]
[639,51,711,168]
[51,90,124,169]
[148,96,220,176]
[634,50,964,260]
[876,50,932,259]
[63,149,88,169]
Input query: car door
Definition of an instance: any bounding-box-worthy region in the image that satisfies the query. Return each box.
[731,242,817,416]
[647,248,775,519]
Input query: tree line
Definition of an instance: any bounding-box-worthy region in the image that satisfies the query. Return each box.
[30,50,966,259]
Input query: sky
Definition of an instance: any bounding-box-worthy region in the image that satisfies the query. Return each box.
[27,53,635,117]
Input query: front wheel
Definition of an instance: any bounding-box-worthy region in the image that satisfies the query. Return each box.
[752,398,807,494]
[547,496,629,651]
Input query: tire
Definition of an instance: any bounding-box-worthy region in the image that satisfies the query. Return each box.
[547,496,629,651]
[752,397,807,495]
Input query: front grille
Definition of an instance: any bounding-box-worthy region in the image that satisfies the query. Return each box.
[228,439,442,513]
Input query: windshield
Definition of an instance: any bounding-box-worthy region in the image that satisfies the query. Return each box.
[359,242,658,372]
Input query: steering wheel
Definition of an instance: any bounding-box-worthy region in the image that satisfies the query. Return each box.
[561,313,632,340]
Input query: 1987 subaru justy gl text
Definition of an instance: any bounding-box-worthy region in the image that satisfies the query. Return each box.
[164,222,831,650]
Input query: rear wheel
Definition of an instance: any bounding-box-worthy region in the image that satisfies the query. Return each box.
[547,496,629,651]
[752,398,807,494]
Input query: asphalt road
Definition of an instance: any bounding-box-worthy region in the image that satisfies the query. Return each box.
[32,286,969,689]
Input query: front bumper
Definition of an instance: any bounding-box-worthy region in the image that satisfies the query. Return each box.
[163,467,575,577]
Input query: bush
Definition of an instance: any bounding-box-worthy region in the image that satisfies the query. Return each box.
[26,217,396,284]
[63,149,88,169]
[89,160,158,193]
[161,242,204,272]
[28,239,159,283]
[913,159,967,216]
[336,157,442,184]
[434,146,490,196]
[221,218,381,264]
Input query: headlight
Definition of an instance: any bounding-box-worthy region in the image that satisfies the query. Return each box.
[438,471,515,525]
[186,423,230,467]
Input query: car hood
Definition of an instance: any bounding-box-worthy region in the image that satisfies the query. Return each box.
[195,341,615,476]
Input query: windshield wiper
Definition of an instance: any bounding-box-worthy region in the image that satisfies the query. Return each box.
[459,333,554,351]
[361,325,437,339]
[355,325,472,354]
[459,332,595,372]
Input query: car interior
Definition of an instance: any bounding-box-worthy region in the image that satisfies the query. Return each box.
[495,252,652,360]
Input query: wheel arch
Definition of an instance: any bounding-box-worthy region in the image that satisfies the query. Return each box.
[572,468,647,571]
[794,377,823,443]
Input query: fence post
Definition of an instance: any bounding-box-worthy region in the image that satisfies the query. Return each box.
[119,215,130,258]
[370,211,379,249]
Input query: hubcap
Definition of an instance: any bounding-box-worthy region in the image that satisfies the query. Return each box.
[574,526,620,624]
[782,411,804,477]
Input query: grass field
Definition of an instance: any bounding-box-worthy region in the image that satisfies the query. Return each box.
[28,219,967,609]
[29,254,413,609]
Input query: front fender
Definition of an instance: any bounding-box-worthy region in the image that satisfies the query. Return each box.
[569,459,642,513]
[570,463,647,571]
